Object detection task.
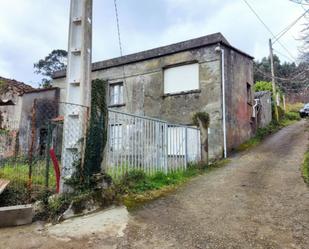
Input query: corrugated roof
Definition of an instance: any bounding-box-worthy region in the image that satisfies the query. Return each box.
[53,32,254,79]
[0,76,34,96]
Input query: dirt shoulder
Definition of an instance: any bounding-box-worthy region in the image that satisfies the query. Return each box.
[0,120,308,249]
[117,120,309,249]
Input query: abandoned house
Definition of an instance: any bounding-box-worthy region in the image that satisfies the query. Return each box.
[0,76,60,157]
[53,32,259,160]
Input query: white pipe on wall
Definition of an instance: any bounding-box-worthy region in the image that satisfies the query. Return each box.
[216,45,227,159]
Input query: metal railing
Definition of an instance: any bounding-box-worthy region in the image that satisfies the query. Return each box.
[106,110,201,177]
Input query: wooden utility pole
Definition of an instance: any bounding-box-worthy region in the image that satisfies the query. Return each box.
[269,38,279,122]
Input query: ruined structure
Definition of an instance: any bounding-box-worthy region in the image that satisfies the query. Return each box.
[254,91,272,129]
[53,33,255,159]
[0,76,60,157]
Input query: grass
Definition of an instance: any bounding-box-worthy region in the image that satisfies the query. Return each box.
[302,151,309,186]
[0,158,57,207]
[237,108,301,152]
[285,102,304,113]
[0,159,56,187]
[117,160,230,209]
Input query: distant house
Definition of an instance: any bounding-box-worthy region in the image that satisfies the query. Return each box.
[0,76,59,157]
[52,32,257,159]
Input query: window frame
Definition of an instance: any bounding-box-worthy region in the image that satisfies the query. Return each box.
[109,82,125,107]
[163,62,200,96]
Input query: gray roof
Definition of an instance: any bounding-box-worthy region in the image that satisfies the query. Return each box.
[53,32,254,79]
[254,91,271,98]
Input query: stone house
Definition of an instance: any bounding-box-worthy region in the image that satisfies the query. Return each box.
[0,76,59,157]
[52,32,255,160]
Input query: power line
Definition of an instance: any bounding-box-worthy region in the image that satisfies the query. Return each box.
[113,0,123,56]
[273,9,309,45]
[289,0,309,5]
[241,0,297,61]
[273,48,295,62]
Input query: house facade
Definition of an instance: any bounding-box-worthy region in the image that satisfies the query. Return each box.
[53,33,255,160]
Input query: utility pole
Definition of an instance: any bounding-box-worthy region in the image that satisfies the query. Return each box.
[61,0,93,192]
[269,38,279,122]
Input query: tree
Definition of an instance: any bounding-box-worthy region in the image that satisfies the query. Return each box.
[254,55,308,94]
[34,49,67,88]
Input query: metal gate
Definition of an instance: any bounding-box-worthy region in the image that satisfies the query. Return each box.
[106,110,201,177]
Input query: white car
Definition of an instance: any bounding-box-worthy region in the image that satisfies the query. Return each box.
[300,103,309,118]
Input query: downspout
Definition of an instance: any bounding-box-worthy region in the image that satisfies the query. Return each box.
[252,99,259,118]
[216,45,227,159]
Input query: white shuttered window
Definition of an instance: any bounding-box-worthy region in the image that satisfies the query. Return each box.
[164,63,199,94]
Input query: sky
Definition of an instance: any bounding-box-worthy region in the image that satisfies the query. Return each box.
[0,0,307,87]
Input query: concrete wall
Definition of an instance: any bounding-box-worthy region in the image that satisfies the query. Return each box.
[256,92,272,128]
[225,48,254,151]
[53,45,253,160]
[0,93,22,130]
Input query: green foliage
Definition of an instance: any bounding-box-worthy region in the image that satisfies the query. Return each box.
[34,49,67,88]
[302,151,309,186]
[83,79,108,184]
[254,55,308,93]
[0,183,29,207]
[0,159,56,186]
[285,111,300,121]
[237,114,299,152]
[192,112,210,129]
[254,81,273,93]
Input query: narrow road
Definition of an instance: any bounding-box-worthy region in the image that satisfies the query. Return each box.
[0,121,308,249]
[117,120,309,249]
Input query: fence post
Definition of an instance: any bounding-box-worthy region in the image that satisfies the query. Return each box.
[164,123,168,174]
[184,127,188,169]
[28,99,37,189]
[45,122,53,189]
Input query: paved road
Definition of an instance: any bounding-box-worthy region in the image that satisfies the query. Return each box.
[117,120,309,249]
[0,120,308,249]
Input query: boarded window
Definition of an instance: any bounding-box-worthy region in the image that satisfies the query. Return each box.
[109,83,124,106]
[164,63,199,94]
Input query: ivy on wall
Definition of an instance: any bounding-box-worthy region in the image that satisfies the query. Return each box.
[83,79,108,183]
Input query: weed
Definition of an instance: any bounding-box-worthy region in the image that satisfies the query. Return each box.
[302,151,309,186]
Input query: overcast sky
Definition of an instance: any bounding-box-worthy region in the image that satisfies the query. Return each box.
[0,0,306,87]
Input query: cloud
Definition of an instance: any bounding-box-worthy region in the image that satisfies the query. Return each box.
[0,0,306,85]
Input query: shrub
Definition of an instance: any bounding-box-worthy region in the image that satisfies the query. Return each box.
[254,81,273,93]
[285,111,300,121]
[302,151,309,185]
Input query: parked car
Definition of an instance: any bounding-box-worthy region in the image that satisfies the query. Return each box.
[299,103,309,118]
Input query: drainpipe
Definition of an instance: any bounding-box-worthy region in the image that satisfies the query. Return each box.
[215,45,227,158]
[252,99,259,118]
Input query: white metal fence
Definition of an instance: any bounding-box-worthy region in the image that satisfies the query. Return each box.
[106,110,201,177]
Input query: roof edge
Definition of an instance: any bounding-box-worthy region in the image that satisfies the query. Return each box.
[53,32,254,79]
